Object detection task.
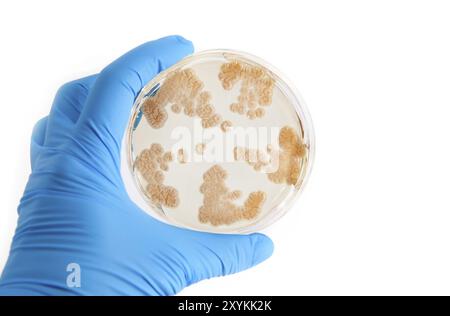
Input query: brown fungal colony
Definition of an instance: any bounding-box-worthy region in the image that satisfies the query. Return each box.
[195,143,206,155]
[234,126,307,185]
[220,120,232,132]
[218,60,275,120]
[198,165,267,226]
[177,148,188,164]
[141,68,222,129]
[234,146,272,172]
[267,126,307,185]
[135,143,179,208]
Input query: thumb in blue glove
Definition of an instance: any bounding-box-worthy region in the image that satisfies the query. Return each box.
[0,35,273,295]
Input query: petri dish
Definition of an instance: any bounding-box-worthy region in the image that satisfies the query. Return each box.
[122,50,315,234]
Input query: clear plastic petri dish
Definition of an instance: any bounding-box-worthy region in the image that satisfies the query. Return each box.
[121,50,315,234]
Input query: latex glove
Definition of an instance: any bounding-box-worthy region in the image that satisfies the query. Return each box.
[0,35,273,296]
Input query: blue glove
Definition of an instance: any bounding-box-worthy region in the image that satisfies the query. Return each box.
[0,35,273,296]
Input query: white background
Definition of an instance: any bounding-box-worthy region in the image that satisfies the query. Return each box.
[1,0,449,295]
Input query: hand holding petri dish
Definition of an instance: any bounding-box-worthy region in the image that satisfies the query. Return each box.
[123,50,314,233]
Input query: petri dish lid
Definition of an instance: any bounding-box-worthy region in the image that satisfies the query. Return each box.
[121,50,315,234]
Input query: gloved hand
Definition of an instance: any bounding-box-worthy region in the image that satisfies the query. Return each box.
[0,35,273,296]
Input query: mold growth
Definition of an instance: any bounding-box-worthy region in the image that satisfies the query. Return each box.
[220,120,232,132]
[234,146,272,172]
[177,148,188,164]
[195,143,206,155]
[234,126,307,185]
[218,60,275,120]
[198,165,267,226]
[141,69,222,129]
[135,143,179,208]
[267,126,307,185]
